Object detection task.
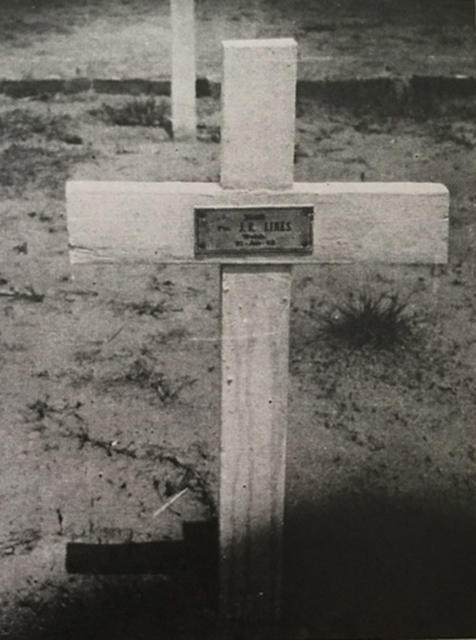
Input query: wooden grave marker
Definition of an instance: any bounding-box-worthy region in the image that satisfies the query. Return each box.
[171,0,196,139]
[66,38,449,639]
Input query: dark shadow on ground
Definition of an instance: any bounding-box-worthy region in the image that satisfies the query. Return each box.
[15,577,217,640]
[284,484,476,638]
[11,522,218,640]
[7,486,476,639]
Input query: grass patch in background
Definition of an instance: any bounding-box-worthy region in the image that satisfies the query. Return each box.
[319,290,414,350]
[0,108,86,193]
[0,145,90,195]
[0,109,82,144]
[90,98,172,137]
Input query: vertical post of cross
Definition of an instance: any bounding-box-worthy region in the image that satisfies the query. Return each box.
[219,39,297,639]
[171,0,196,139]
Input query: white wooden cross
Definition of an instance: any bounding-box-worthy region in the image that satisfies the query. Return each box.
[66,39,449,639]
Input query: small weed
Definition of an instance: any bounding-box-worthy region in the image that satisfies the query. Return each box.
[149,275,200,297]
[319,290,414,350]
[90,98,172,136]
[0,285,44,303]
[149,277,175,293]
[125,357,172,399]
[12,241,28,254]
[1,528,42,557]
[433,122,476,149]
[73,346,101,364]
[116,356,196,403]
[128,299,168,317]
[114,298,183,317]
[27,396,84,422]
[151,327,189,345]
[27,397,59,421]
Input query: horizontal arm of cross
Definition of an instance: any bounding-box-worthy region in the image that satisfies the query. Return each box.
[67,180,448,266]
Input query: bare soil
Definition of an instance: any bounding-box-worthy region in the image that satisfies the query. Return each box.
[0,1,475,637]
[0,89,475,638]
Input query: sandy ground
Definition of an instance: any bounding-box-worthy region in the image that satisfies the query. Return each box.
[0,0,475,80]
[0,89,475,638]
[0,1,475,637]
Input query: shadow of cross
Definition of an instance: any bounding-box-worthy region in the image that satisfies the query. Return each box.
[66,519,217,582]
[66,39,449,640]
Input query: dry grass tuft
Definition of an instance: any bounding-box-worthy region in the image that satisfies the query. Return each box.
[319,290,414,350]
[90,98,172,136]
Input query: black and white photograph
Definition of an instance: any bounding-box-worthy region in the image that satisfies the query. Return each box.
[0,1,475,638]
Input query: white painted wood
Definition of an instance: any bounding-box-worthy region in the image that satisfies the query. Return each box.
[64,36,451,640]
[220,265,291,633]
[66,181,449,265]
[171,0,196,140]
[221,39,297,190]
[218,39,297,638]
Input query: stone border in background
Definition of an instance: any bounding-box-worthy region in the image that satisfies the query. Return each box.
[1,75,475,115]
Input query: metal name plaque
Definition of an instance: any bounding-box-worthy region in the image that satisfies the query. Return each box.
[194,205,313,257]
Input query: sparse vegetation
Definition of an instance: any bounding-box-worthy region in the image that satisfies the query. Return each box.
[0,108,86,193]
[0,144,89,194]
[0,109,80,144]
[112,298,183,317]
[0,8,473,636]
[319,290,414,350]
[124,357,173,401]
[433,122,476,149]
[0,284,44,302]
[107,355,197,404]
[90,98,172,136]
[127,299,168,317]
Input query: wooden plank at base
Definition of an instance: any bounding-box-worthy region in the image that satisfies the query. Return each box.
[66,541,183,574]
[65,520,217,575]
[219,265,291,637]
[66,181,449,265]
